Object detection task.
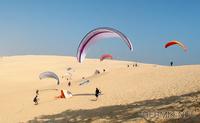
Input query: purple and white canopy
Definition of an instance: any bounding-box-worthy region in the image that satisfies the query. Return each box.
[77,27,133,63]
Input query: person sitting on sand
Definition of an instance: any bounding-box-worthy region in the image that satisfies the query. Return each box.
[95,88,101,100]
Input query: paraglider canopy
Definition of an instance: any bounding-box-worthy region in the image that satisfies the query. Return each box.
[56,90,72,98]
[77,27,133,63]
[100,54,113,61]
[165,40,187,51]
[39,71,60,85]
[66,67,72,71]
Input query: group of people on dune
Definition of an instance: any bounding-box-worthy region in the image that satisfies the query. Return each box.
[33,62,177,105]
[33,69,104,105]
[33,88,101,105]
[127,63,138,68]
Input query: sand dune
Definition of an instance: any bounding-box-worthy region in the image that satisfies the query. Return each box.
[0,55,199,123]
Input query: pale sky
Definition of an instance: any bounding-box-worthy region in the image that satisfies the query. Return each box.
[0,0,199,65]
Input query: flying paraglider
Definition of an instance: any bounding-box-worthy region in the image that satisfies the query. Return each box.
[39,71,60,85]
[100,54,113,61]
[77,27,133,63]
[165,40,187,51]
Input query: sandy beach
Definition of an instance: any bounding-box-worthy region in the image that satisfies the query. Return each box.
[0,55,199,123]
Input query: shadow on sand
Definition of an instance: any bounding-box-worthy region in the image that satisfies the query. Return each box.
[28,91,200,123]
[73,93,103,97]
[73,93,95,96]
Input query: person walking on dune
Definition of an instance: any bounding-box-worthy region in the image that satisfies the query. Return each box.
[68,81,71,87]
[33,95,39,105]
[33,90,39,105]
[95,88,101,100]
[36,89,39,95]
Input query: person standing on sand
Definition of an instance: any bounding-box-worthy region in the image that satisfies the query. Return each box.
[33,90,39,105]
[36,89,39,95]
[95,88,101,100]
[68,81,71,87]
[33,95,39,105]
[170,61,173,66]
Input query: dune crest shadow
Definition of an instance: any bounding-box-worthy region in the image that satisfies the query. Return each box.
[28,91,200,123]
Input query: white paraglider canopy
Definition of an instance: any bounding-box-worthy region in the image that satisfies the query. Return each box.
[39,71,60,85]
[77,27,133,63]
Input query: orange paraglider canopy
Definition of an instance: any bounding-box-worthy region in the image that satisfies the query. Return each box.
[165,40,187,51]
[55,90,72,99]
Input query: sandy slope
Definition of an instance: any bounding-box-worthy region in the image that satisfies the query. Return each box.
[0,55,199,123]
